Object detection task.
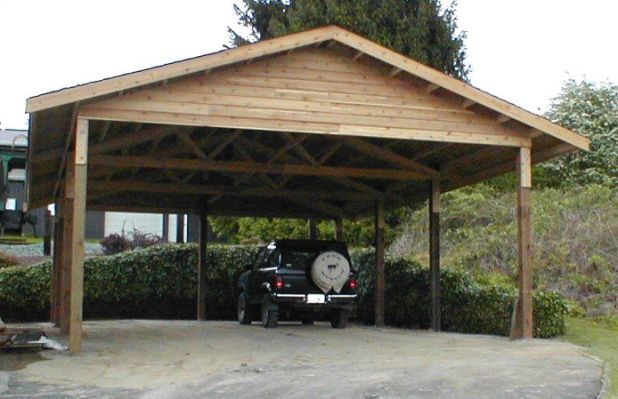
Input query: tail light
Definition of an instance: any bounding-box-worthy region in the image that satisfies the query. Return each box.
[274,276,285,290]
[349,278,358,290]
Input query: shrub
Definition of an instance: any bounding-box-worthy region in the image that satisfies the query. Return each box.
[0,244,567,337]
[100,228,164,255]
[100,234,131,255]
[0,251,19,269]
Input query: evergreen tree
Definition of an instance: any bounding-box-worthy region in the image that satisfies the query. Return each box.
[229,0,469,80]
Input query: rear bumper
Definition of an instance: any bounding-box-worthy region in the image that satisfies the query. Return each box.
[272,293,356,307]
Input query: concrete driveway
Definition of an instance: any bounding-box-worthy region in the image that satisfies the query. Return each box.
[0,320,603,398]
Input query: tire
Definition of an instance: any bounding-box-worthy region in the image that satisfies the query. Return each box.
[301,313,315,325]
[237,292,253,325]
[330,309,350,329]
[261,294,279,328]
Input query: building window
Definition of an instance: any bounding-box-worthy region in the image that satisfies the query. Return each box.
[5,198,17,211]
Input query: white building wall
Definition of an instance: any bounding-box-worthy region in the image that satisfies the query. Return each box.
[103,212,187,242]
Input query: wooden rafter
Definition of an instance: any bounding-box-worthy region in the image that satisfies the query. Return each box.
[90,180,381,202]
[90,125,175,155]
[342,136,438,177]
[52,103,79,200]
[90,154,428,181]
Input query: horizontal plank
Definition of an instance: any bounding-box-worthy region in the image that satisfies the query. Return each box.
[220,64,398,87]
[86,96,523,137]
[89,154,429,181]
[172,79,467,111]
[89,180,382,201]
[118,89,482,123]
[78,107,531,147]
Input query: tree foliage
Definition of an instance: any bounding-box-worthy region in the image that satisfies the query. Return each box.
[542,79,618,187]
[210,211,403,247]
[229,0,469,80]
[392,184,617,315]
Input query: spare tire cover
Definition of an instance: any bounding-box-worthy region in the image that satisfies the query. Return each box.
[311,251,350,294]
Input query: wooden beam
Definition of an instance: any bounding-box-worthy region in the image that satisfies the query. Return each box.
[197,211,208,321]
[79,107,532,148]
[68,118,88,353]
[290,197,344,218]
[178,131,208,159]
[309,219,318,239]
[374,199,385,327]
[389,67,402,77]
[497,114,511,124]
[89,155,429,181]
[442,146,512,173]
[429,178,441,332]
[207,129,242,160]
[60,192,73,336]
[176,214,185,243]
[511,147,533,339]
[449,143,576,191]
[411,143,454,161]
[352,50,364,61]
[50,202,63,326]
[90,125,175,154]
[97,121,111,143]
[335,217,344,241]
[342,136,439,178]
[425,83,440,94]
[52,104,78,200]
[462,99,476,109]
[88,180,383,201]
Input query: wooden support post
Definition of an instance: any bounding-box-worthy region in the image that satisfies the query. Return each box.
[43,210,52,256]
[162,213,169,242]
[511,147,533,339]
[374,200,385,327]
[335,218,344,241]
[60,180,74,336]
[50,204,61,325]
[176,214,185,243]
[197,211,208,321]
[309,219,318,240]
[68,118,88,353]
[429,178,441,331]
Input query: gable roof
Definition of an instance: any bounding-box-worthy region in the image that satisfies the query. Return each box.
[26,25,589,151]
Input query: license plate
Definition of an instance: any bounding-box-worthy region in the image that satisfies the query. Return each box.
[306,294,325,304]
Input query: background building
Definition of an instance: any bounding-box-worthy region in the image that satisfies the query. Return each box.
[0,128,205,242]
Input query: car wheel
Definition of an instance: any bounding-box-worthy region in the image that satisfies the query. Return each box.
[261,294,279,328]
[330,309,350,329]
[301,313,315,325]
[237,292,253,325]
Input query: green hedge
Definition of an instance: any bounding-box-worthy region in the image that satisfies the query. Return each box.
[352,251,567,337]
[0,244,567,337]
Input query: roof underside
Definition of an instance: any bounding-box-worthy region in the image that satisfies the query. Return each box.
[25,26,588,219]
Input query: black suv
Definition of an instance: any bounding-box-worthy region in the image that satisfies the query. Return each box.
[237,240,358,329]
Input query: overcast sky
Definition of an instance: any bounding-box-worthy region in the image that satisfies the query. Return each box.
[1,0,616,130]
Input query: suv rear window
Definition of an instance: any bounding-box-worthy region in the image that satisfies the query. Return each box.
[280,242,349,270]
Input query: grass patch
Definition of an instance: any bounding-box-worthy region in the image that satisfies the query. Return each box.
[0,235,42,244]
[562,316,618,397]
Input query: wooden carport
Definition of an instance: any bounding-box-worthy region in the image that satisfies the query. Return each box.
[25,26,589,352]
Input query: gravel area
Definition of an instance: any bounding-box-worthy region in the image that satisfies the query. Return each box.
[0,320,603,399]
[0,243,103,257]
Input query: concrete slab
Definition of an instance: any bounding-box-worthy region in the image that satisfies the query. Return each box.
[0,320,603,398]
